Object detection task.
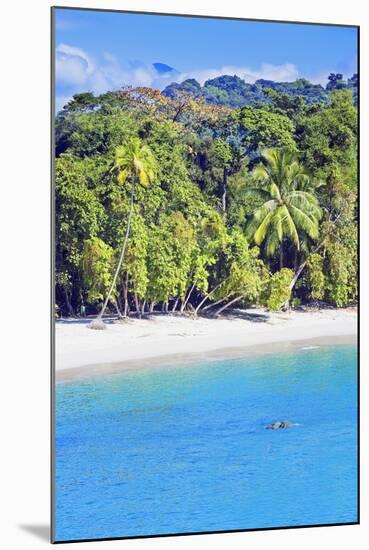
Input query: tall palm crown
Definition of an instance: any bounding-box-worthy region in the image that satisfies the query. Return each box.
[246,148,322,259]
[113,137,156,188]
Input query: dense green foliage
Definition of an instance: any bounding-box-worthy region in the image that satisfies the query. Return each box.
[163,73,358,108]
[55,78,358,317]
[246,149,322,262]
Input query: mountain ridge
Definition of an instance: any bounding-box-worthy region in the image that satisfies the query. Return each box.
[163,72,358,107]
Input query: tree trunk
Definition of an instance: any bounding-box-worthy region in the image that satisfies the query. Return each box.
[202,297,224,312]
[290,260,307,291]
[134,293,140,317]
[123,273,129,317]
[221,168,227,214]
[172,297,180,312]
[116,294,124,317]
[279,243,283,270]
[64,288,74,317]
[112,299,123,319]
[202,296,229,312]
[141,300,146,316]
[215,295,243,317]
[149,301,156,313]
[164,301,169,313]
[180,280,197,313]
[194,282,223,314]
[289,240,326,294]
[93,178,136,323]
[280,240,326,310]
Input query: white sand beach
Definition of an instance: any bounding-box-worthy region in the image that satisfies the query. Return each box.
[55,308,357,381]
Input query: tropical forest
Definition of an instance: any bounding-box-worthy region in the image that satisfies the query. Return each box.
[55,73,358,319]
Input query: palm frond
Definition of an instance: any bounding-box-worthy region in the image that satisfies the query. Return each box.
[244,187,271,202]
[288,192,322,221]
[289,204,320,240]
[113,137,156,189]
[265,227,281,256]
[270,182,282,202]
[279,205,300,249]
[252,163,269,181]
[117,168,129,185]
[253,210,275,245]
[245,147,324,259]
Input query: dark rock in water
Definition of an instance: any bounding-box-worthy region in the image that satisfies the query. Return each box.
[266,420,293,430]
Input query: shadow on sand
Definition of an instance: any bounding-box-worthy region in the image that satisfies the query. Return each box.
[56,317,114,325]
[220,309,270,322]
[56,309,271,325]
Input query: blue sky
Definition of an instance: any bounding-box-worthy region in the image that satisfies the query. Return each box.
[55,8,358,111]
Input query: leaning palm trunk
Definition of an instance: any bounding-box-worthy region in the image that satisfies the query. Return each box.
[194,282,224,315]
[201,290,233,313]
[221,167,227,214]
[280,260,307,312]
[215,295,244,317]
[112,299,123,319]
[280,240,325,310]
[89,179,136,329]
[171,297,180,312]
[180,279,197,313]
[122,272,129,317]
[202,296,228,312]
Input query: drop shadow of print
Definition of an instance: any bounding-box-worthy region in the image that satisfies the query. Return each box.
[19,524,50,543]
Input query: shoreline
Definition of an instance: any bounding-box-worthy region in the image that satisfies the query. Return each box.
[55,308,357,383]
[56,334,356,383]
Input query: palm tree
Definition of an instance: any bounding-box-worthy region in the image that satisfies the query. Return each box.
[89,137,155,329]
[246,148,322,269]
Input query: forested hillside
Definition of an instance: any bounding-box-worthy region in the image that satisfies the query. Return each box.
[55,79,358,318]
[163,73,358,107]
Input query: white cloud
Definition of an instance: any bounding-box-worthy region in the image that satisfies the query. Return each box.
[178,63,299,86]
[56,43,302,93]
[57,44,93,69]
[55,43,157,98]
[56,43,110,92]
[57,43,327,113]
[56,54,88,86]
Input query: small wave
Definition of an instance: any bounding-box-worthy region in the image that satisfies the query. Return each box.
[300,345,320,350]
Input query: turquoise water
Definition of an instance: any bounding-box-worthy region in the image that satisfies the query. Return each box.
[55,345,358,541]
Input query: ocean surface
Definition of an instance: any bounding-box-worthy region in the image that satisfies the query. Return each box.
[55,344,358,541]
